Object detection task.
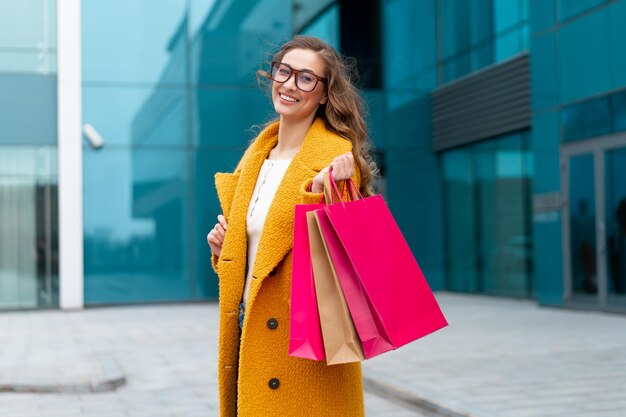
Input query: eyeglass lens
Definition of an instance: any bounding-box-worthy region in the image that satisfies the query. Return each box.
[271,63,318,92]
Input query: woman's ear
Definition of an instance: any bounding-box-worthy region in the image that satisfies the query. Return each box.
[320,94,328,105]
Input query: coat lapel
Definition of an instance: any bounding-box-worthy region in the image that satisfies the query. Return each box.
[246,118,350,304]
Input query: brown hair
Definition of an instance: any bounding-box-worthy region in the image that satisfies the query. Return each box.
[257,35,378,196]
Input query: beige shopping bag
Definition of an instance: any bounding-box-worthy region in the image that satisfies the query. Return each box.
[307,210,364,365]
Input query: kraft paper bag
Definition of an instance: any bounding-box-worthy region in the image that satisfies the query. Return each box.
[307,210,364,365]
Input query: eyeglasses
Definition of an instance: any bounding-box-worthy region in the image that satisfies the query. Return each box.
[270,61,327,92]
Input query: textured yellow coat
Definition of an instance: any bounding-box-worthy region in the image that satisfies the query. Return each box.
[212,118,364,417]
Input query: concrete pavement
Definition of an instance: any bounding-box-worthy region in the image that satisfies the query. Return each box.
[0,300,426,417]
[362,293,626,417]
[1,292,624,417]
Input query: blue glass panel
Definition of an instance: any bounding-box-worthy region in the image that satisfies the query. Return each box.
[494,0,521,33]
[301,4,339,49]
[611,91,626,132]
[531,32,559,111]
[559,0,606,21]
[387,149,444,290]
[470,0,493,45]
[383,0,437,88]
[442,52,471,84]
[520,22,530,51]
[495,27,521,62]
[474,141,498,295]
[83,85,188,146]
[386,91,432,149]
[561,96,611,142]
[442,148,478,292]
[471,42,494,72]
[0,145,59,309]
[0,0,57,74]
[193,88,272,147]
[82,0,188,84]
[194,149,243,299]
[533,218,564,306]
[559,8,611,103]
[605,146,626,303]
[189,0,292,86]
[530,0,556,33]
[0,74,56,145]
[362,90,387,150]
[521,0,530,21]
[492,134,533,296]
[568,154,597,295]
[608,0,626,89]
[84,148,192,304]
[440,0,471,59]
[531,112,561,193]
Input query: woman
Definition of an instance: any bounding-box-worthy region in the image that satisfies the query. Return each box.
[207,35,376,417]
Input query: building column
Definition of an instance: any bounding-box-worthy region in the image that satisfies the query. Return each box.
[57,0,84,309]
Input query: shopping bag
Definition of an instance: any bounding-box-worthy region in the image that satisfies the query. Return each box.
[314,207,394,358]
[320,172,448,352]
[307,211,364,365]
[288,203,326,360]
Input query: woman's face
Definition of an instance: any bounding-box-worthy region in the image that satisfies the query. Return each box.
[271,48,328,121]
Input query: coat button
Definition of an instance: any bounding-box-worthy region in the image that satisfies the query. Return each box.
[268,378,280,389]
[269,267,277,276]
[267,318,278,330]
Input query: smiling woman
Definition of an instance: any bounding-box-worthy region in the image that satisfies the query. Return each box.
[206,36,377,417]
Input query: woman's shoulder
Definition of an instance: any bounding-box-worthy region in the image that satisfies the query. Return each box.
[307,118,353,154]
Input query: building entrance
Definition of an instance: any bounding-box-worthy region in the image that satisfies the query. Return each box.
[562,134,626,312]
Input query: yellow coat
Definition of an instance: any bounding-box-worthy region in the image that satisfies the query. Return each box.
[212,118,364,417]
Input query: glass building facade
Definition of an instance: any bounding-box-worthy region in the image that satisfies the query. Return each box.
[0,1,59,309]
[1,0,626,313]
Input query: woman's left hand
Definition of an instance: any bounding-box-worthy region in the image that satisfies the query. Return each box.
[311,152,354,193]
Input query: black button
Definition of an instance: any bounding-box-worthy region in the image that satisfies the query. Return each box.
[267,318,278,330]
[268,267,277,276]
[268,378,280,389]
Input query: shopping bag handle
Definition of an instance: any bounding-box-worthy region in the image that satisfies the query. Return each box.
[323,169,364,206]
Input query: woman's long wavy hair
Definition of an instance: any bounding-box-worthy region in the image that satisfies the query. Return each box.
[257,35,378,196]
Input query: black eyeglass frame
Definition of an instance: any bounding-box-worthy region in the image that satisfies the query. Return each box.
[270,61,328,92]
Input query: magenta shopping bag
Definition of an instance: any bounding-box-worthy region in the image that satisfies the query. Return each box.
[289,203,326,360]
[319,174,448,354]
[314,208,393,358]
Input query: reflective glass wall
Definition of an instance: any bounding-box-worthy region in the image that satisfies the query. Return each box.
[442,132,534,297]
[606,147,626,306]
[530,0,626,309]
[381,0,444,289]
[81,0,292,304]
[439,0,529,84]
[0,1,59,309]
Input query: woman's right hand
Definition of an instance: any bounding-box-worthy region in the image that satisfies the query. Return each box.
[207,214,228,257]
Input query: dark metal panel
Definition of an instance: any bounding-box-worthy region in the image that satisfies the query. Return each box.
[432,53,531,152]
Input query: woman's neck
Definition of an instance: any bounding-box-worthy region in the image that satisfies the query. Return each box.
[269,114,316,160]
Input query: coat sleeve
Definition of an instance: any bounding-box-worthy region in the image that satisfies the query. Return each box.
[211,253,219,275]
[298,163,362,204]
[211,142,253,276]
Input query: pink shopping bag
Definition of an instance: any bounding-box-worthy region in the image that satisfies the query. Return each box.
[289,203,326,360]
[319,173,448,353]
[314,208,392,358]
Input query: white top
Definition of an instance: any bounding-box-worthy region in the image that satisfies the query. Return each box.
[243,158,292,304]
